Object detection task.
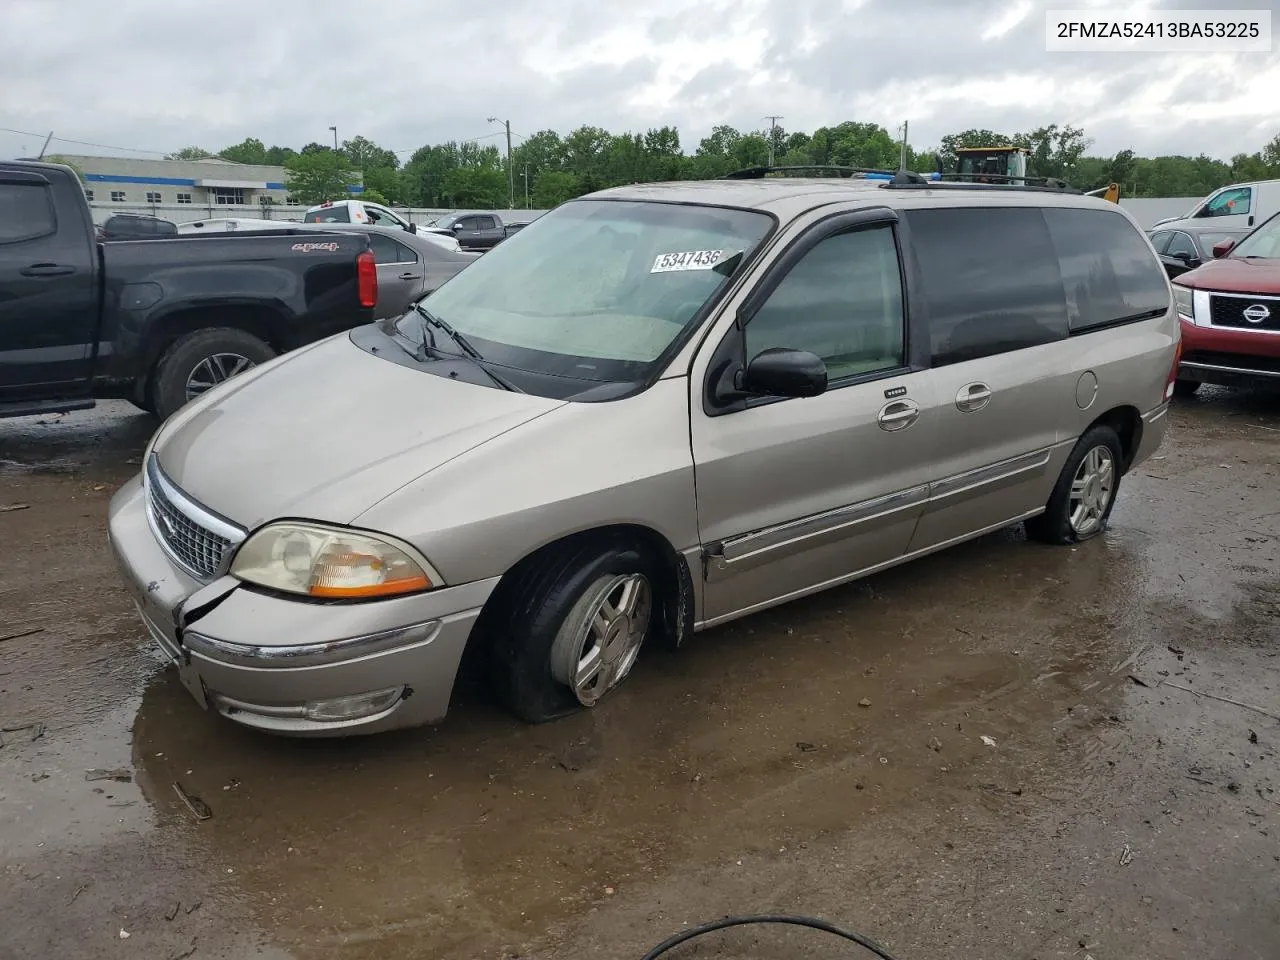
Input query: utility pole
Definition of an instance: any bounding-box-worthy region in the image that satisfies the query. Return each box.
[329,126,338,151]
[763,115,783,166]
[489,117,514,208]
[898,121,909,172]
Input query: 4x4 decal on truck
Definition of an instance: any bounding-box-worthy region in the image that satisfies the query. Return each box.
[291,241,341,253]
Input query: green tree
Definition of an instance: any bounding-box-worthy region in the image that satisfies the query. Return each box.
[442,167,507,207]
[1013,124,1092,179]
[362,166,405,204]
[357,188,390,205]
[284,150,360,204]
[531,170,583,207]
[264,145,299,166]
[342,136,399,171]
[219,137,267,164]
[165,146,214,160]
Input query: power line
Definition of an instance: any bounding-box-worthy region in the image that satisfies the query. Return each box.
[0,125,170,156]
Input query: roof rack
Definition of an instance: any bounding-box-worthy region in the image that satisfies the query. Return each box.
[720,165,935,185]
[883,173,1083,195]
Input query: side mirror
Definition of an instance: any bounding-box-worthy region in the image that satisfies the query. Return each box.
[740,348,827,398]
[453,223,464,232]
[407,222,417,234]
[1212,238,1236,258]
[1172,251,1193,265]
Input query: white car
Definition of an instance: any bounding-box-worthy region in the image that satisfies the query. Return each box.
[177,217,290,233]
[304,200,461,252]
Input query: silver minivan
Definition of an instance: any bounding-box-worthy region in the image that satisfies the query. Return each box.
[108,173,1180,736]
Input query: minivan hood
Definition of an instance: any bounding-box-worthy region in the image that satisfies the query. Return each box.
[1175,257,1280,295]
[153,333,564,529]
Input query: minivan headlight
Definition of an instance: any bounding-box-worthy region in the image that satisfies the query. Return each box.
[230,522,439,599]
[1173,285,1194,320]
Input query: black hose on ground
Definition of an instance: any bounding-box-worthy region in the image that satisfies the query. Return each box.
[638,914,901,960]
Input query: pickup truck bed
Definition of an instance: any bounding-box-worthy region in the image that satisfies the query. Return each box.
[1,160,378,421]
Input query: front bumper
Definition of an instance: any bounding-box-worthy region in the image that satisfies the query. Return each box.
[107,474,499,737]
[1178,307,1280,388]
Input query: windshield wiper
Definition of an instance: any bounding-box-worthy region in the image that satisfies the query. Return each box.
[413,304,524,393]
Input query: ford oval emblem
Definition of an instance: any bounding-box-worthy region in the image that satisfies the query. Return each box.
[1243,303,1271,324]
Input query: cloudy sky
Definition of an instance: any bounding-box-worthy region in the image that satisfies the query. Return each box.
[2,0,1276,164]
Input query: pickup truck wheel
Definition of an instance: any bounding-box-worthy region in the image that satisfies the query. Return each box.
[491,540,658,724]
[152,328,275,420]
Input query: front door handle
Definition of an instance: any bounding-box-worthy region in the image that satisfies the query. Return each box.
[398,272,422,280]
[20,263,76,277]
[877,399,920,432]
[956,382,992,412]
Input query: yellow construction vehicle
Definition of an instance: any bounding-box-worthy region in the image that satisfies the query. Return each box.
[953,147,1121,204]
[954,146,1030,184]
[1086,182,1122,204]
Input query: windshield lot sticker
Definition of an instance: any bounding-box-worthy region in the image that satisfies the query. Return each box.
[651,250,725,273]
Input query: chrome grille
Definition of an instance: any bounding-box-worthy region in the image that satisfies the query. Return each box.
[145,457,243,580]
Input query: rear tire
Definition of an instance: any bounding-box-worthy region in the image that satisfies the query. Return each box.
[1025,425,1124,546]
[489,538,659,724]
[1172,379,1200,398]
[152,328,275,421]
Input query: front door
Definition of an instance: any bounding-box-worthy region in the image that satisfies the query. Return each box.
[0,167,98,403]
[1191,185,1255,230]
[691,209,937,625]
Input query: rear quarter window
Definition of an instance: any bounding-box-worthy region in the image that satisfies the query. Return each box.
[0,182,57,244]
[905,206,1069,367]
[1043,208,1170,333]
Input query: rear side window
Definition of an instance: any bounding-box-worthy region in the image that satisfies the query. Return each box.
[478,216,497,230]
[906,207,1068,367]
[305,205,350,223]
[0,182,57,244]
[1043,208,1170,333]
[369,233,401,264]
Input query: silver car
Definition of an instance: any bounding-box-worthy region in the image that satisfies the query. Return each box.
[307,223,480,319]
[108,174,1179,737]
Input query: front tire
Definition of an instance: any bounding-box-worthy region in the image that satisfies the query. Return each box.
[1025,425,1124,545]
[490,539,658,723]
[152,328,275,421]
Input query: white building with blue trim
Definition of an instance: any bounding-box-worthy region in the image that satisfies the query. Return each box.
[51,153,362,222]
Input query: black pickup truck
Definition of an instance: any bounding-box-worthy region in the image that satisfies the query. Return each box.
[0,160,378,422]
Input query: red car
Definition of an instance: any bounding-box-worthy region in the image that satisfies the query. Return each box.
[1171,211,1280,396]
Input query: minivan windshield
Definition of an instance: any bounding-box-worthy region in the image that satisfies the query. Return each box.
[1230,215,1280,258]
[393,199,773,387]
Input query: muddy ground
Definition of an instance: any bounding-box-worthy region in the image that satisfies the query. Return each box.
[1,392,1278,960]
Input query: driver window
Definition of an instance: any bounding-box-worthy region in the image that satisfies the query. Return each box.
[1166,232,1198,259]
[1200,187,1251,218]
[744,225,906,381]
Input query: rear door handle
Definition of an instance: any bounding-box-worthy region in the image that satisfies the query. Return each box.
[877,398,920,432]
[398,272,423,280]
[956,382,992,412]
[20,263,76,277]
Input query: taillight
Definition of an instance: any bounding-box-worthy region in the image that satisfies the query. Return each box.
[1164,337,1183,400]
[357,250,377,308]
